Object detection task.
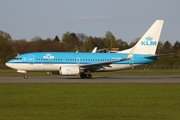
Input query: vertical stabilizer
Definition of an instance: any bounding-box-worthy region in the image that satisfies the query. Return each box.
[133,20,164,54]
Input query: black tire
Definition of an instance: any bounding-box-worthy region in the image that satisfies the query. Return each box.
[24,75,28,79]
[87,74,92,79]
[80,73,86,78]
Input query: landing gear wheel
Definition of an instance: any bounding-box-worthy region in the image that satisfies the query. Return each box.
[87,74,92,79]
[24,75,28,79]
[80,73,86,79]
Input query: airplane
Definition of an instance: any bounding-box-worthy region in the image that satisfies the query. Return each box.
[6,20,164,79]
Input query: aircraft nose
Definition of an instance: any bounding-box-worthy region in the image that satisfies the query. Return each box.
[5,62,10,67]
[5,60,13,68]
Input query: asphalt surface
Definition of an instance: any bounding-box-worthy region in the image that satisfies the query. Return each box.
[0,75,180,83]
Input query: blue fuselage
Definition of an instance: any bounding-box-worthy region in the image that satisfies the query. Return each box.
[6,52,157,72]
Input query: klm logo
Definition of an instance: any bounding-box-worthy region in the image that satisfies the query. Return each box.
[66,68,71,73]
[43,54,54,59]
[141,36,157,46]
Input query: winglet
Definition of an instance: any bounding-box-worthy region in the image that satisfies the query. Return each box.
[92,47,97,53]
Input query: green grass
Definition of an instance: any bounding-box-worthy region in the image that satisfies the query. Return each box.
[0,84,180,120]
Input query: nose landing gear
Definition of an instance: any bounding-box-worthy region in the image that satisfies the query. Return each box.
[23,74,28,79]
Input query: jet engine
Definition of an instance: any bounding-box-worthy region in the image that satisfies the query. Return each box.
[52,66,80,75]
[60,66,80,75]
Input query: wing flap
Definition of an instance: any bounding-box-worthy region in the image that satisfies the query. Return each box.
[79,57,130,69]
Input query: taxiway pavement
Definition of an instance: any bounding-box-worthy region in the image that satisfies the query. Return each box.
[0,76,180,83]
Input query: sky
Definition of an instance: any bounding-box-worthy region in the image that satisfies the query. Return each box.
[0,0,180,44]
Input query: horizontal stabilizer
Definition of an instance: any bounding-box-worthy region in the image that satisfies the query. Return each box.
[144,53,174,58]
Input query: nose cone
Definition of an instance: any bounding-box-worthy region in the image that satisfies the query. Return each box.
[5,60,13,68]
[6,62,10,67]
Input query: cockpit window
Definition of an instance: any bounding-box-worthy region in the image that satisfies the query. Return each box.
[14,58,22,60]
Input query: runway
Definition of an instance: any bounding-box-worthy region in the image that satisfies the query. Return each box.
[0,75,180,83]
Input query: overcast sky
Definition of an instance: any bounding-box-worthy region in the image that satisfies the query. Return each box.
[0,0,179,44]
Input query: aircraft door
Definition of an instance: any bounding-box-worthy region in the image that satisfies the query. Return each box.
[29,54,34,64]
[76,58,81,64]
[129,58,134,67]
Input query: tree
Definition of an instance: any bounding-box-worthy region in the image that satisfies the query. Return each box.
[164,41,173,53]
[84,37,94,52]
[116,39,129,50]
[92,37,104,49]
[0,30,12,65]
[173,41,180,54]
[11,39,28,54]
[157,41,164,54]
[129,37,140,48]
[76,33,87,43]
[53,35,60,42]
[62,32,82,51]
[103,31,117,49]
[51,41,64,52]
[27,36,43,52]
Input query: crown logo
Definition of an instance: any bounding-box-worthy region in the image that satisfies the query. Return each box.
[43,54,54,59]
[145,36,153,41]
[66,68,71,72]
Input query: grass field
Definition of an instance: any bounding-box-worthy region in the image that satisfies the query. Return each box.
[0,70,180,119]
[0,84,180,120]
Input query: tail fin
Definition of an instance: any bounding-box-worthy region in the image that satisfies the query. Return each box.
[132,20,164,54]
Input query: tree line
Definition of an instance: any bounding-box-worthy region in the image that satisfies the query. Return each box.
[0,30,180,68]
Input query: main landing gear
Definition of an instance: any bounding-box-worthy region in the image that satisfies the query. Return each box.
[80,73,92,79]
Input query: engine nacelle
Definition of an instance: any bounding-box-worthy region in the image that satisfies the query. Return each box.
[59,66,80,75]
